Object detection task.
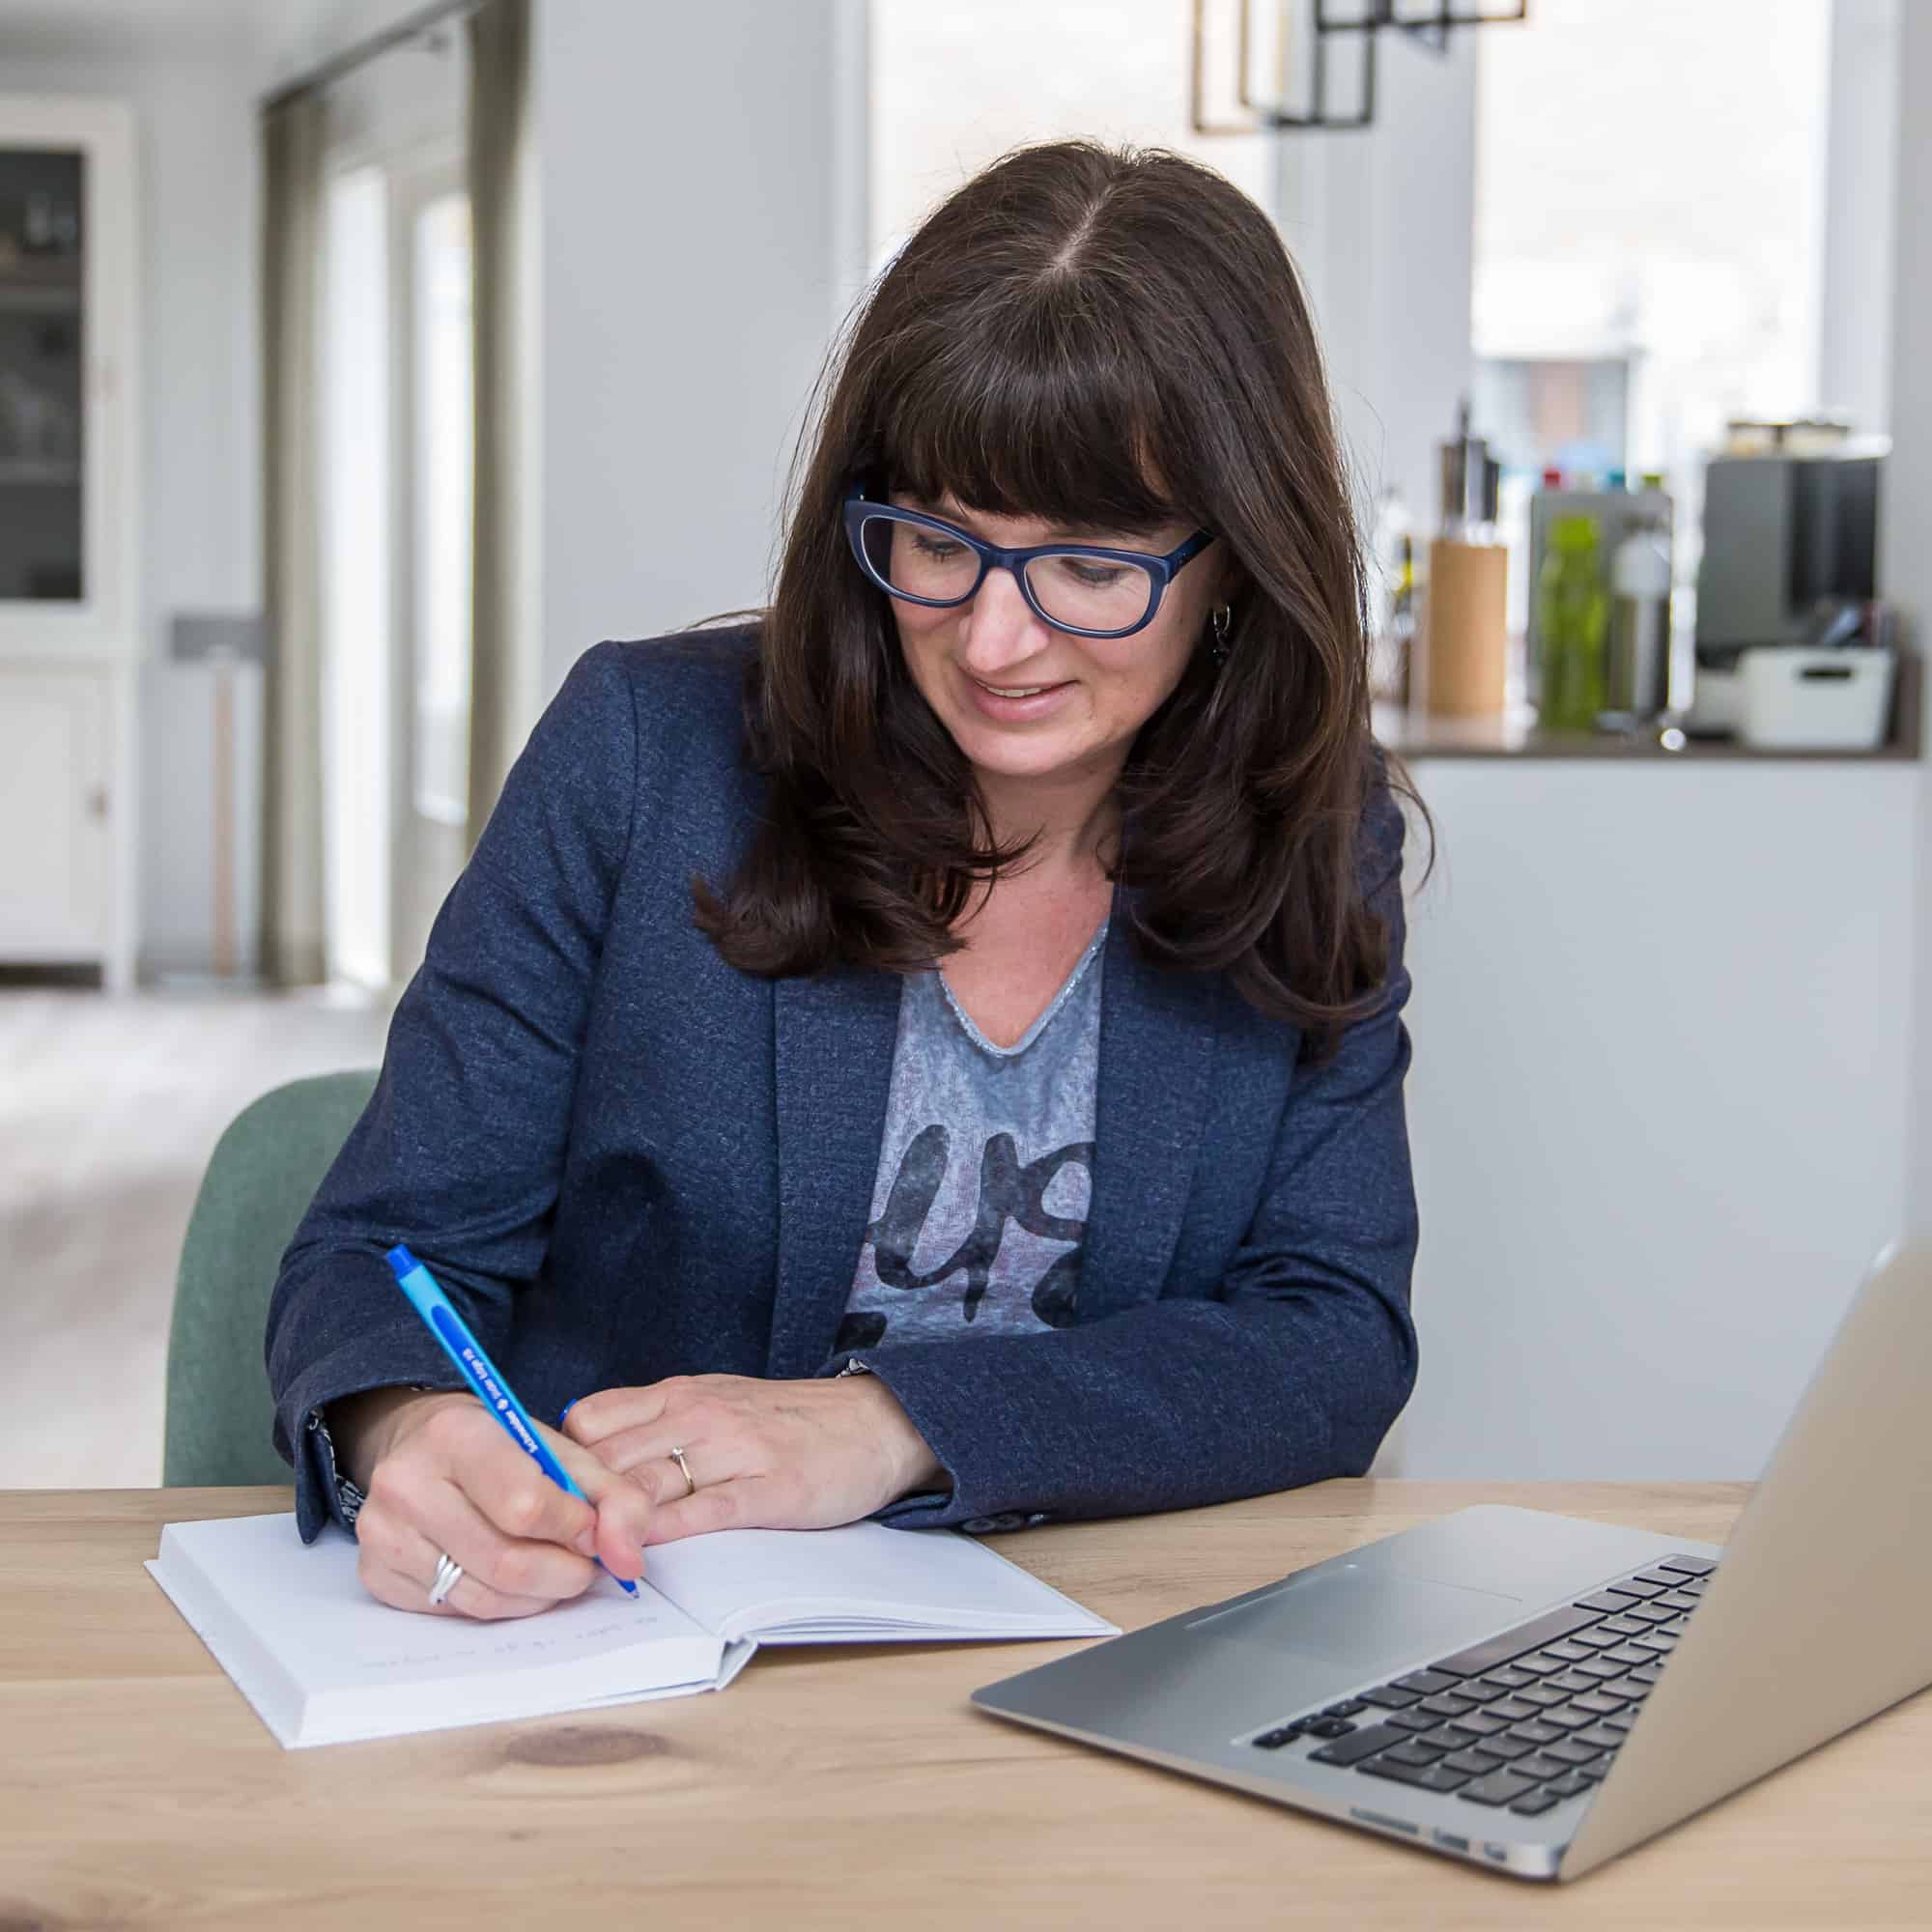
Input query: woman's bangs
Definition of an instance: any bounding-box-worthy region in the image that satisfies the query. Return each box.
[877,326,1181,538]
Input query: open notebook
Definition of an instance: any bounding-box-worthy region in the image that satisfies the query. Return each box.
[147,1512,1117,1748]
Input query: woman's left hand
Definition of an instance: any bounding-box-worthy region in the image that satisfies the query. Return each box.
[558,1373,949,1545]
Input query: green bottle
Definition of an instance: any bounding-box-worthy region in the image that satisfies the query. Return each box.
[1538,515,1609,730]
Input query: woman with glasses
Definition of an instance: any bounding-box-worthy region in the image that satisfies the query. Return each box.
[268,138,1425,1623]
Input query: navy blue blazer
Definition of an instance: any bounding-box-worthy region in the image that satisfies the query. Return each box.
[268,625,1420,1541]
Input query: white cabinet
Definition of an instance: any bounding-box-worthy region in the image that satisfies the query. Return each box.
[0,96,138,988]
[0,668,111,957]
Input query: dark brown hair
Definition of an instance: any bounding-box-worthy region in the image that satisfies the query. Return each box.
[694,138,1424,1060]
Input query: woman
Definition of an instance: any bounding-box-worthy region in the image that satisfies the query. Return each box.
[267,139,1423,1623]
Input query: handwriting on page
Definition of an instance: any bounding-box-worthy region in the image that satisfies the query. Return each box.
[357,1609,666,1673]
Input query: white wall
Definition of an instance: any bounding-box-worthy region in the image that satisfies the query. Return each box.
[1890,0,1932,1224]
[1396,759,1916,1479]
[1275,29,1476,541]
[535,0,853,696]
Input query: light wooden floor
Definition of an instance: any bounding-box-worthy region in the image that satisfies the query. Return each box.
[0,987,392,1489]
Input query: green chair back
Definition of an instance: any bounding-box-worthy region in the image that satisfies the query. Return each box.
[162,1068,380,1487]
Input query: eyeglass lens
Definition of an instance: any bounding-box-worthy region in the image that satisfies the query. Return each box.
[858,512,1156,635]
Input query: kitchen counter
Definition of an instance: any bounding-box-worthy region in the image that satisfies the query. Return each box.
[1374,651,1921,760]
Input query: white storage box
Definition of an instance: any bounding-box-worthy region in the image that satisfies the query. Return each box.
[1738,647,1895,752]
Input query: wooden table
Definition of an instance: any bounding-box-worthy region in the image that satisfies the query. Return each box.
[3,1481,1927,1929]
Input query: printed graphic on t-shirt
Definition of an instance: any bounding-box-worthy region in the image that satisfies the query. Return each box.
[837,916,1107,1357]
[838,1126,1094,1350]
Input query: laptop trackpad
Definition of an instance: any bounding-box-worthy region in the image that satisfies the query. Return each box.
[1190,1570,1525,1669]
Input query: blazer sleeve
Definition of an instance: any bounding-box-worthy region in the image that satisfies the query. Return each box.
[842,776,1421,1532]
[264,642,640,1540]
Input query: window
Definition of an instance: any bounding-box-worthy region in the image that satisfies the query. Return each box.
[321,163,392,990]
[1471,0,1833,615]
[412,189,472,831]
[869,0,1273,272]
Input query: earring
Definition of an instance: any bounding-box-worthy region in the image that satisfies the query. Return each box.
[1209,604,1233,667]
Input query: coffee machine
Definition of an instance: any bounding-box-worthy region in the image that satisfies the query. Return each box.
[1687,422,1886,735]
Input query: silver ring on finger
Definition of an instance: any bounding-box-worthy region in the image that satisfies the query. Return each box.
[428,1550,464,1607]
[668,1445,696,1497]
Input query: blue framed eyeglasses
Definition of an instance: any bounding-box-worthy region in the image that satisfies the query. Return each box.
[842,485,1215,639]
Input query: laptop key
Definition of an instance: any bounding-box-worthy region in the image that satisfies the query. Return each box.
[1358,1759,1472,1794]
[1440,1748,1504,1776]
[1381,1740,1449,1767]
[1321,1699,1369,1719]
[1538,1707,1598,1732]
[1599,1615,1651,1636]
[1604,1577,1667,1599]
[1545,1671,1601,1695]
[1601,1645,1659,1667]
[1308,1721,1412,1767]
[1654,1555,1717,1577]
[1573,1591,1639,1614]
[1450,1679,1508,1704]
[1430,1605,1605,1678]
[1513,1752,1574,1781]
[1253,1727,1298,1748]
[1356,1685,1422,1709]
[1480,1664,1538,1689]
[1544,1770,1596,1798]
[1391,1668,1461,1696]
[1416,1723,1482,1751]
[1572,1659,1629,1680]
[1571,1691,1632,1717]
[1417,1692,1478,1718]
[1508,1790,1563,1817]
[1545,1739,1602,1765]
[1505,1719,1565,1747]
[1539,1640,1595,1662]
[1568,1629,1625,1650]
[1304,1718,1358,1738]
[1473,1733,1538,1763]
[1575,1724,1627,1751]
[1655,1590,1701,1612]
[1456,1769,1541,1807]
[1487,1697,1545,1723]
[1510,1652,1571,1677]
[1515,1685,1570,1709]
[1379,1709,1443,1734]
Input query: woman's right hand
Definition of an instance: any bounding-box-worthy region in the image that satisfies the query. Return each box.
[330,1387,652,1620]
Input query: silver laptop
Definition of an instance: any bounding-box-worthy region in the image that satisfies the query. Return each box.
[973,1237,1932,1882]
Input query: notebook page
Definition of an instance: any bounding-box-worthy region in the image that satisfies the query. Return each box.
[639,1520,1117,1643]
[150,1512,723,1743]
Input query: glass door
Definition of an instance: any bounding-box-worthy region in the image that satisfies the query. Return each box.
[0,146,85,603]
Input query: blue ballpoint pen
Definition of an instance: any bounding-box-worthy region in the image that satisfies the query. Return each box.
[384,1243,639,1599]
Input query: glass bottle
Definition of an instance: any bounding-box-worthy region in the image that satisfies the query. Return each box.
[1537,515,1608,731]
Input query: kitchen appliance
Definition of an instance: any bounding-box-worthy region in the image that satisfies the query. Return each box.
[1688,425,1886,736]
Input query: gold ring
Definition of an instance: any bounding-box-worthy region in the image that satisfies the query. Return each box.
[668,1445,696,1497]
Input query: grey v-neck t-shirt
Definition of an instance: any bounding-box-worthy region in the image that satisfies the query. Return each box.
[836,919,1109,1356]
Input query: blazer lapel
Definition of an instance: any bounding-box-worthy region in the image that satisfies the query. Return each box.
[1081,892,1223,1323]
[768,964,902,1378]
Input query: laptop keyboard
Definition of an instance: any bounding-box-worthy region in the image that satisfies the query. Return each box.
[1247,1553,1718,1818]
